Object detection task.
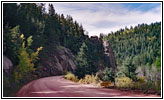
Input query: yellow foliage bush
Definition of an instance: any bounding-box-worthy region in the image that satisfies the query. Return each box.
[133,82,146,90]
[137,76,146,83]
[14,34,43,84]
[132,76,147,90]
[155,80,161,90]
[14,71,22,83]
[115,77,134,88]
[78,74,100,84]
[64,72,79,82]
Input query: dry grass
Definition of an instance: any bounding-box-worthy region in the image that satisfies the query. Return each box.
[78,74,100,85]
[64,72,79,82]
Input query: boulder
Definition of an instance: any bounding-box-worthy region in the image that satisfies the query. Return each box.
[3,55,13,73]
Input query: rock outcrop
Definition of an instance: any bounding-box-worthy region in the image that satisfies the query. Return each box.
[89,36,117,71]
[3,55,13,73]
[37,46,76,77]
[37,39,116,77]
[103,40,117,72]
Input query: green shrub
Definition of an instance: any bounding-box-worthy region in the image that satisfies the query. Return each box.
[64,72,79,82]
[132,76,147,90]
[133,82,147,90]
[130,76,161,93]
[155,80,161,94]
[103,68,115,82]
[155,80,161,90]
[3,76,10,88]
[115,77,134,88]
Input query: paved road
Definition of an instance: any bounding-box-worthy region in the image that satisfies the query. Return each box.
[16,76,160,97]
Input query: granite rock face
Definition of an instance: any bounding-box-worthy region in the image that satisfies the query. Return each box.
[103,40,117,72]
[37,39,117,77]
[37,46,76,77]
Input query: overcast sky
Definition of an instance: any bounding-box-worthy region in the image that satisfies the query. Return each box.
[47,3,161,36]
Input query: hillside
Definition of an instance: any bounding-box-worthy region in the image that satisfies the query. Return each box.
[104,22,161,67]
[3,3,111,96]
[103,23,161,89]
[3,3,161,97]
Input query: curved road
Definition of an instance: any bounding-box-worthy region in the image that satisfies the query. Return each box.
[16,76,160,97]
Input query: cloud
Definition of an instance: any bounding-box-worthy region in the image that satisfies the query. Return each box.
[49,3,161,36]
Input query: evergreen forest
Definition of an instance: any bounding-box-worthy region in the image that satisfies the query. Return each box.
[3,3,161,97]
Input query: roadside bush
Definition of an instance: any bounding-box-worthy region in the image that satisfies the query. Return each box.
[128,76,160,94]
[103,68,115,82]
[64,72,79,82]
[131,76,146,90]
[155,80,161,90]
[136,65,161,93]
[3,76,10,89]
[137,76,146,83]
[96,70,104,80]
[78,74,100,85]
[115,77,134,88]
[79,74,95,84]
[155,80,161,94]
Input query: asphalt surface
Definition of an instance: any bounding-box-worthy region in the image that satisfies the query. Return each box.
[16,76,160,97]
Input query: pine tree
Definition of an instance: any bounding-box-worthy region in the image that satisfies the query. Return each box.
[75,42,89,78]
[118,57,137,81]
[75,40,100,78]
[155,50,161,70]
[103,67,115,82]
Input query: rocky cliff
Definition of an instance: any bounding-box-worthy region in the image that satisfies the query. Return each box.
[103,40,117,72]
[37,39,117,77]
[37,46,76,77]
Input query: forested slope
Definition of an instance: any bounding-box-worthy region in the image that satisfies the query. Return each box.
[3,3,161,97]
[104,22,161,67]
[103,23,161,90]
[3,3,107,96]
[3,3,87,59]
